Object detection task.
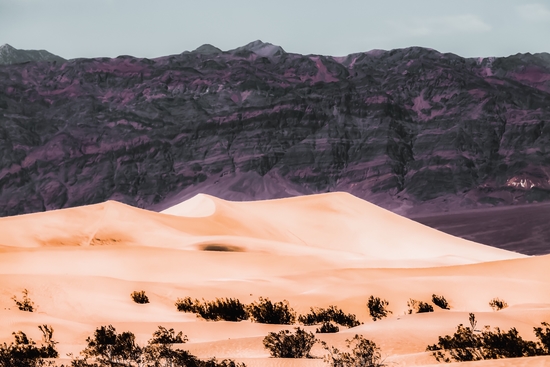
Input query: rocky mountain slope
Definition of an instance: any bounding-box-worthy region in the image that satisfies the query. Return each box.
[0,44,66,65]
[0,41,549,221]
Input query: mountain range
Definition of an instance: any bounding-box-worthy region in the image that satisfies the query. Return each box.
[0,41,549,253]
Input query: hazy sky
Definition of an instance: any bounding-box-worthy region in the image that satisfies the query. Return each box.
[1,0,549,59]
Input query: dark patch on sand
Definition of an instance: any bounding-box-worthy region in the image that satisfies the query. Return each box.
[199,244,245,252]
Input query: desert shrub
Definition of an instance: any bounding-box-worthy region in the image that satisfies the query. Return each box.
[489,298,508,311]
[81,325,142,366]
[263,327,317,358]
[12,289,35,312]
[469,313,478,331]
[418,302,434,313]
[175,297,202,313]
[322,335,384,367]
[0,325,58,367]
[534,322,550,353]
[198,359,247,367]
[175,297,248,322]
[130,291,149,304]
[143,326,192,367]
[298,305,361,328]
[200,298,249,321]
[480,327,539,359]
[66,359,100,367]
[67,359,100,367]
[76,325,245,367]
[407,299,434,314]
[247,297,296,324]
[367,296,392,321]
[316,322,339,334]
[427,316,541,362]
[432,294,450,310]
[427,324,483,362]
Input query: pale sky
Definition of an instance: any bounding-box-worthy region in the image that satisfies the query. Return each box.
[1,0,549,59]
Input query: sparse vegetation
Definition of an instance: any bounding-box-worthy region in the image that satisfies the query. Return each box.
[432,294,450,310]
[12,289,35,312]
[75,324,246,367]
[316,322,339,334]
[197,360,247,367]
[0,325,58,367]
[175,297,249,321]
[298,305,361,328]
[534,322,550,354]
[200,298,249,321]
[175,297,201,313]
[322,335,384,367]
[427,324,539,362]
[469,313,477,331]
[143,326,196,367]
[247,297,296,324]
[262,327,317,358]
[489,298,508,311]
[407,299,434,314]
[427,315,550,362]
[367,296,392,321]
[130,290,149,304]
[81,325,142,366]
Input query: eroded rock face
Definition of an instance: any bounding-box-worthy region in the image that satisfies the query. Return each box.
[0,41,549,217]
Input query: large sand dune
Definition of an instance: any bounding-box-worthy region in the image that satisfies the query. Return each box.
[0,192,548,366]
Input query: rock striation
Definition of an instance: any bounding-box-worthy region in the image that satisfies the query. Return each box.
[0,40,549,219]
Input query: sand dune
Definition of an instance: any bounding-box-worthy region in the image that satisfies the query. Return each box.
[0,192,547,366]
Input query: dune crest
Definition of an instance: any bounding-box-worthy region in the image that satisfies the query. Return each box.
[162,192,524,266]
[161,193,217,217]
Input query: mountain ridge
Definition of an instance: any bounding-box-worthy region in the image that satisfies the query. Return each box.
[0,41,549,252]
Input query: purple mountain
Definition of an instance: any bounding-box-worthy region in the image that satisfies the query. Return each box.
[0,41,549,252]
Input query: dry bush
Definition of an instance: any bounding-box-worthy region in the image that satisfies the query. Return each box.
[175,297,248,321]
[76,325,246,367]
[12,289,35,312]
[200,298,249,321]
[175,297,202,313]
[489,298,508,311]
[407,299,434,314]
[322,335,384,367]
[263,328,317,358]
[130,291,149,304]
[367,296,391,321]
[431,294,450,310]
[426,315,550,362]
[299,305,361,328]
[316,322,339,334]
[247,297,296,324]
[0,325,58,367]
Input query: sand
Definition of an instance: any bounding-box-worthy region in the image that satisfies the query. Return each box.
[0,192,548,366]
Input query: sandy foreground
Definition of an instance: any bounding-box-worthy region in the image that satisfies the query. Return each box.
[0,192,548,366]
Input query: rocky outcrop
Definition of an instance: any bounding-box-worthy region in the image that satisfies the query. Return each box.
[0,44,66,65]
[0,41,549,218]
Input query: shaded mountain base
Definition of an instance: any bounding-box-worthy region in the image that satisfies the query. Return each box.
[412,203,550,255]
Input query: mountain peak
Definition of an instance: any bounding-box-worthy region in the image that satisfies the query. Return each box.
[242,39,271,48]
[230,40,286,59]
[0,44,65,65]
[0,44,15,51]
[192,44,222,55]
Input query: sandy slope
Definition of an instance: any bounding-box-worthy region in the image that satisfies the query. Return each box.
[0,192,548,366]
